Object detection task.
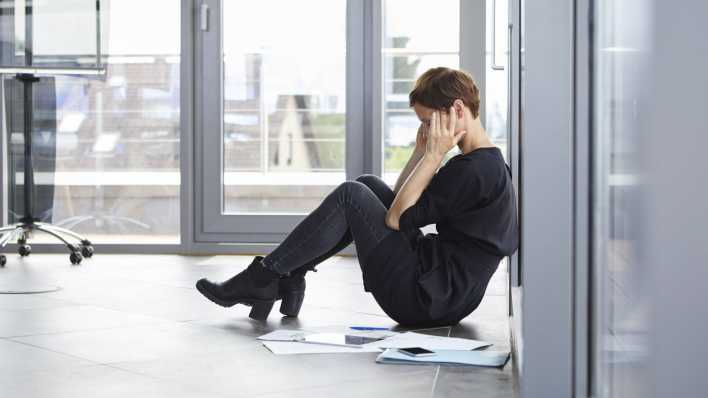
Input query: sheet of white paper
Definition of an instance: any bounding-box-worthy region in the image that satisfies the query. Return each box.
[262,341,382,355]
[366,332,491,351]
[258,329,490,355]
[257,329,398,343]
[257,330,311,342]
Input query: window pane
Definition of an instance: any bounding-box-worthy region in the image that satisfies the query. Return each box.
[492,0,508,68]
[223,0,346,214]
[593,0,650,396]
[487,0,508,158]
[0,0,101,68]
[382,0,460,184]
[3,0,181,244]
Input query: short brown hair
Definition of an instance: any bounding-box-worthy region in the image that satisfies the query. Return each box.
[409,67,480,118]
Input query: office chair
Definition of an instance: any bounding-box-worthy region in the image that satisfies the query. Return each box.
[0,74,94,267]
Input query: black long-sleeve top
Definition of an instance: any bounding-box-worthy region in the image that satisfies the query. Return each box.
[364,147,519,324]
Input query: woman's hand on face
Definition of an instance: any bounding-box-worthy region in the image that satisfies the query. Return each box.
[415,123,428,152]
[425,107,467,160]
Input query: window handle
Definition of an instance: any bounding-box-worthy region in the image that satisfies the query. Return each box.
[492,0,505,70]
[200,3,209,32]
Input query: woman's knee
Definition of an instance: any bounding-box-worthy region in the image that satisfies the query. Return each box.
[336,180,368,196]
[356,174,388,189]
[335,181,379,207]
[355,174,378,185]
[355,174,394,207]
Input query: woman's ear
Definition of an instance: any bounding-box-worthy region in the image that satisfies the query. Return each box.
[453,99,465,119]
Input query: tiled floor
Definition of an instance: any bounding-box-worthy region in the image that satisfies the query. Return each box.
[0,254,516,398]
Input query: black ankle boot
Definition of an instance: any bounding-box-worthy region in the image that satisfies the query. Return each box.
[278,266,316,317]
[196,256,280,321]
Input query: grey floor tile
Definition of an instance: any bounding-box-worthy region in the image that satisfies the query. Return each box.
[0,254,514,397]
[468,295,509,319]
[451,319,511,348]
[0,305,166,338]
[0,294,71,312]
[112,345,437,397]
[432,363,516,398]
[189,307,397,336]
[0,364,227,398]
[298,282,390,317]
[248,368,436,398]
[10,321,257,364]
[0,339,95,375]
[45,280,241,322]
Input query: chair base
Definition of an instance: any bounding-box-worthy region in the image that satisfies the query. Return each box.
[0,220,94,267]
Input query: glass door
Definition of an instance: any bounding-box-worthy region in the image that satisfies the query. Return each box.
[198,0,348,241]
[592,0,650,396]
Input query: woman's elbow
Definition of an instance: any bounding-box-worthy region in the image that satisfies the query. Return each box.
[385,210,400,231]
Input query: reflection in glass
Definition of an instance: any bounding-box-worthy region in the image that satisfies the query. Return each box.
[593,0,651,396]
[0,0,101,68]
[222,0,346,214]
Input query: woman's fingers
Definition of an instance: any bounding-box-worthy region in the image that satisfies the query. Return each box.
[425,110,465,156]
[441,112,448,134]
[448,106,456,134]
[417,122,428,139]
[436,111,442,135]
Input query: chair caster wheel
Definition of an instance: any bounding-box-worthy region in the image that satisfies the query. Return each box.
[19,245,31,257]
[0,255,6,267]
[70,252,83,265]
[81,245,94,258]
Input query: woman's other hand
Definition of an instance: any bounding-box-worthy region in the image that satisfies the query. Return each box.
[425,107,467,160]
[415,122,428,153]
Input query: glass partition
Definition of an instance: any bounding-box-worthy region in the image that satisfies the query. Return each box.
[592,0,651,395]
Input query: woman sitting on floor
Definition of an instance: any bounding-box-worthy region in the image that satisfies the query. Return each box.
[196,67,519,327]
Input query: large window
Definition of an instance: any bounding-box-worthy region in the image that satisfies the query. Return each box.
[222,0,346,214]
[2,0,181,244]
[1,1,487,245]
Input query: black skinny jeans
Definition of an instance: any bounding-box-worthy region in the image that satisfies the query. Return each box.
[262,175,396,275]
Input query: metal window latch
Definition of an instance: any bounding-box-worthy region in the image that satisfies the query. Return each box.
[200,3,209,31]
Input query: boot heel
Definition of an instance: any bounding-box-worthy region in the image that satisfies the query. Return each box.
[249,300,275,321]
[279,291,305,317]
